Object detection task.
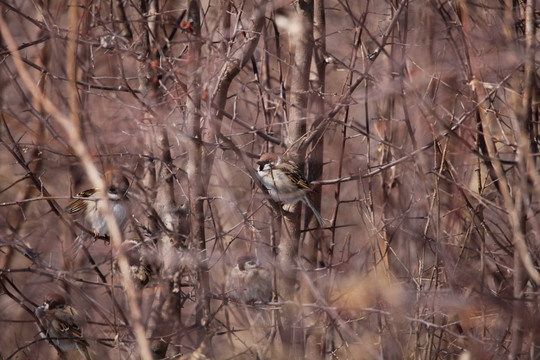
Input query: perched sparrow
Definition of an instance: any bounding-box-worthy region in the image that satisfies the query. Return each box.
[65,170,130,236]
[35,293,92,360]
[113,240,153,287]
[256,152,325,225]
[225,253,272,303]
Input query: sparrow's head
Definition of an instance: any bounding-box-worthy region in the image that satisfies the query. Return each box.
[237,253,260,271]
[105,171,129,200]
[257,153,280,171]
[43,293,67,310]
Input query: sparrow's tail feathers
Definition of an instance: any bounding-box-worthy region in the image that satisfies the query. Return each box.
[303,196,326,226]
[70,234,86,258]
[77,343,92,360]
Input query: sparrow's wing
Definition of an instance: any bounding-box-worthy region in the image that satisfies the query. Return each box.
[65,189,97,214]
[55,306,92,351]
[275,162,311,190]
[255,268,273,302]
[225,267,246,299]
[51,307,84,338]
[130,261,153,287]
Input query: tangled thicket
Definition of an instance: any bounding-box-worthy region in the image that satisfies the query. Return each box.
[0,0,539,359]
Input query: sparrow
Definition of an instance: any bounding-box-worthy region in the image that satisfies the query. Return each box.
[113,240,153,287]
[35,293,92,360]
[256,152,325,225]
[65,170,130,236]
[225,253,272,303]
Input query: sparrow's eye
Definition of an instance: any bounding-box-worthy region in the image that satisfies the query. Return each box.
[247,260,256,267]
[257,161,268,172]
[108,186,117,194]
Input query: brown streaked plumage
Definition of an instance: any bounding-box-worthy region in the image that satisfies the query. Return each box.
[256,152,325,225]
[113,240,153,287]
[65,170,130,236]
[225,253,272,303]
[35,293,92,360]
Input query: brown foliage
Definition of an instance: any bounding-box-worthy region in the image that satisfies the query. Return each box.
[0,0,539,359]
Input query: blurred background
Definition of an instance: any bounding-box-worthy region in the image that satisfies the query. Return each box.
[0,0,539,359]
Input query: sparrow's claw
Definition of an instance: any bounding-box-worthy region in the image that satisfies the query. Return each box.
[93,230,111,243]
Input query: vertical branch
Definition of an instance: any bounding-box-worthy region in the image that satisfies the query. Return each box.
[278,1,313,358]
[136,0,159,217]
[186,0,203,273]
[522,0,537,151]
[154,129,179,240]
[511,1,536,358]
[219,0,232,53]
[397,2,416,149]
[303,1,325,357]
[457,1,539,357]
[280,0,314,289]
[62,0,82,278]
[67,0,80,136]
[286,0,314,154]
[130,1,183,356]
[303,0,326,263]
[149,130,181,359]
[205,1,267,190]
[460,2,540,278]
[510,202,525,360]
[113,0,133,39]
[185,0,209,344]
